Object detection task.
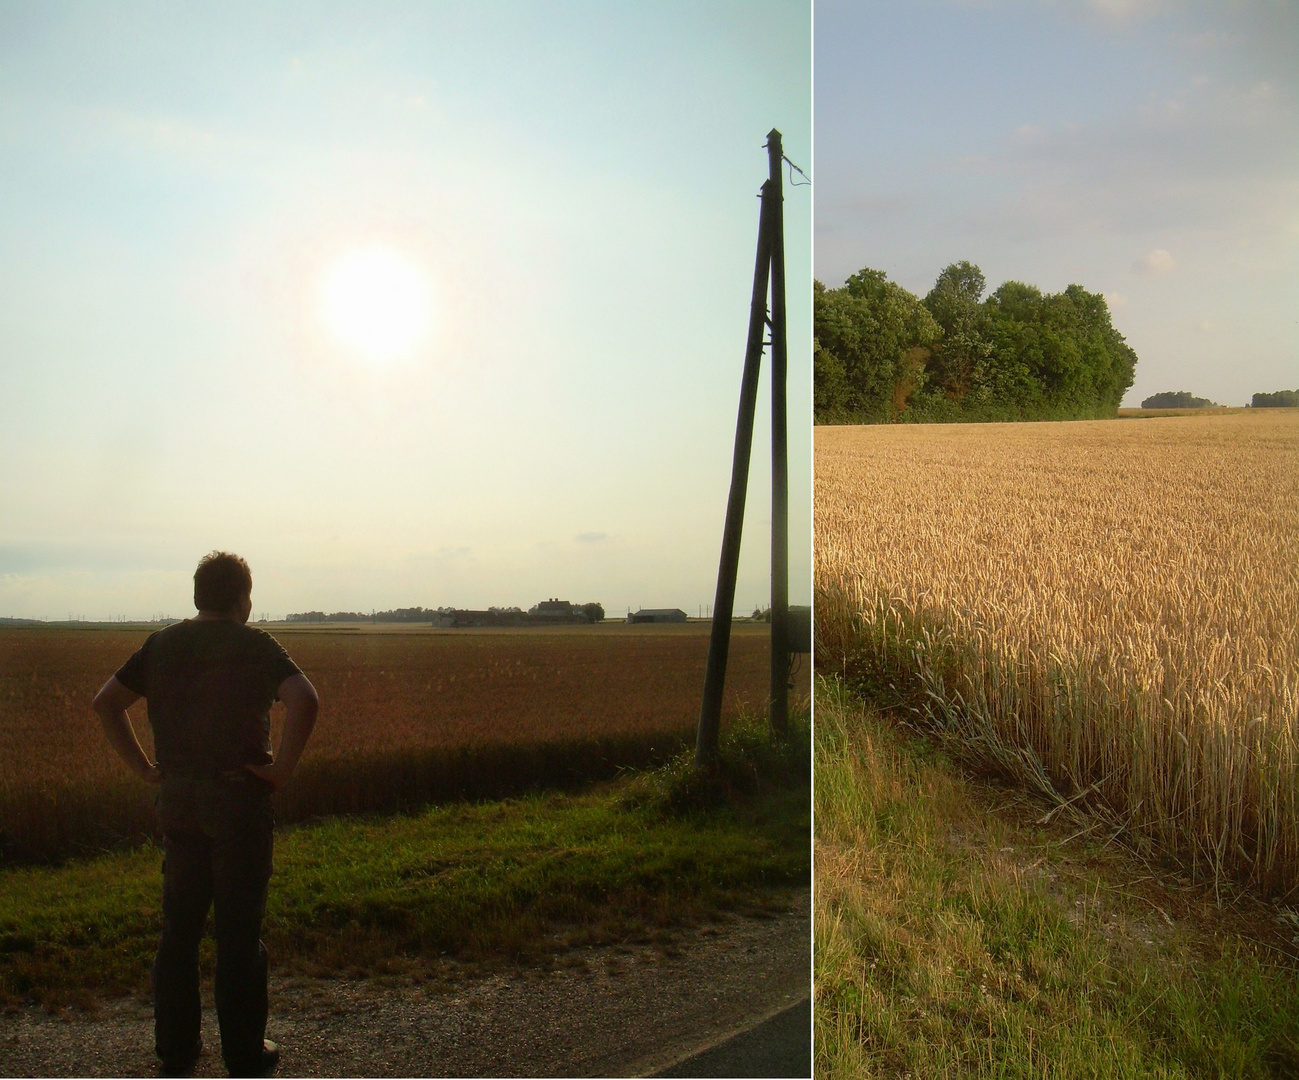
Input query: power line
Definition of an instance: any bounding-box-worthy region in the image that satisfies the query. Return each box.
[783,154,810,187]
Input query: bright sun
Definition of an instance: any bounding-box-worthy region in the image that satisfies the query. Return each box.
[319,248,431,362]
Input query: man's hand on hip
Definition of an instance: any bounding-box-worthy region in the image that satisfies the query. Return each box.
[242,759,292,792]
[92,676,163,785]
[242,673,319,793]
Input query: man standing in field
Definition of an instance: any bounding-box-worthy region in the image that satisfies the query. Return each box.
[92,552,319,1078]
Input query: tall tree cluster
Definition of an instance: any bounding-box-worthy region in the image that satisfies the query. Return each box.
[815,262,1138,423]
[1140,391,1219,409]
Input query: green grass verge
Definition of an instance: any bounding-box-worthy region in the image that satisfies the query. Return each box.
[2,717,809,1010]
[815,676,1299,1079]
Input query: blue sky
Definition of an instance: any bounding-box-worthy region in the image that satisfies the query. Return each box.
[815,0,1298,407]
[0,2,811,620]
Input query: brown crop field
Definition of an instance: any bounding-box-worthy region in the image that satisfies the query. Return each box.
[816,409,1299,897]
[0,623,805,863]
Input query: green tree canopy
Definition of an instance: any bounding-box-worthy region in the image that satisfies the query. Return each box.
[813,271,939,421]
[1252,390,1298,408]
[1141,391,1219,409]
[923,261,993,404]
[815,262,1137,423]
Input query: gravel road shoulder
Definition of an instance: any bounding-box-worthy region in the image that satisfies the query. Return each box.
[2,890,810,1078]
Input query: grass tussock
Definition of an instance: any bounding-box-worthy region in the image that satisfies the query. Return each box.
[0,625,799,864]
[623,707,811,816]
[815,411,1299,897]
[815,677,1299,1079]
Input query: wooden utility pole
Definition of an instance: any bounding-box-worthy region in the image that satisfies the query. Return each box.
[767,128,789,737]
[696,127,792,764]
[695,176,775,765]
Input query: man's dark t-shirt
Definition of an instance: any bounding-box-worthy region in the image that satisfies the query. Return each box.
[115,620,301,779]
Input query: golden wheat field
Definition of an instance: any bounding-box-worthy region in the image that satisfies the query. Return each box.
[815,409,1299,896]
[0,623,802,863]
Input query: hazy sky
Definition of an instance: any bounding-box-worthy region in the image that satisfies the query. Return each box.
[815,0,1298,407]
[0,2,811,621]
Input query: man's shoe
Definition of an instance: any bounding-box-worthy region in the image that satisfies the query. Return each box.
[257,1040,281,1077]
[159,1035,203,1077]
[226,1039,279,1078]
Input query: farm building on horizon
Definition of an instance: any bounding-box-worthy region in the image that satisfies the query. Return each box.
[626,608,688,624]
[529,598,580,621]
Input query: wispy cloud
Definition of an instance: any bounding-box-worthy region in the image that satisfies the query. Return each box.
[1081,0,1174,28]
[575,532,610,544]
[0,542,186,575]
[1134,248,1176,275]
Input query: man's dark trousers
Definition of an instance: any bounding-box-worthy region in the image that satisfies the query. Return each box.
[154,776,274,1076]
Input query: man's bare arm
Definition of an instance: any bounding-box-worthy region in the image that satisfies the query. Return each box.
[244,673,318,792]
[91,677,162,784]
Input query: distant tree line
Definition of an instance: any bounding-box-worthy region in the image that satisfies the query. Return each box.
[1253,390,1298,408]
[1135,390,1298,409]
[1141,391,1219,409]
[815,262,1137,423]
[286,606,451,623]
[285,602,607,624]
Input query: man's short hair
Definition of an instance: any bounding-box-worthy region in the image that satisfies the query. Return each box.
[193,552,253,613]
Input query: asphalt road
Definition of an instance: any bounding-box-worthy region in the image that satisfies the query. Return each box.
[2,895,811,1078]
[653,998,811,1078]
